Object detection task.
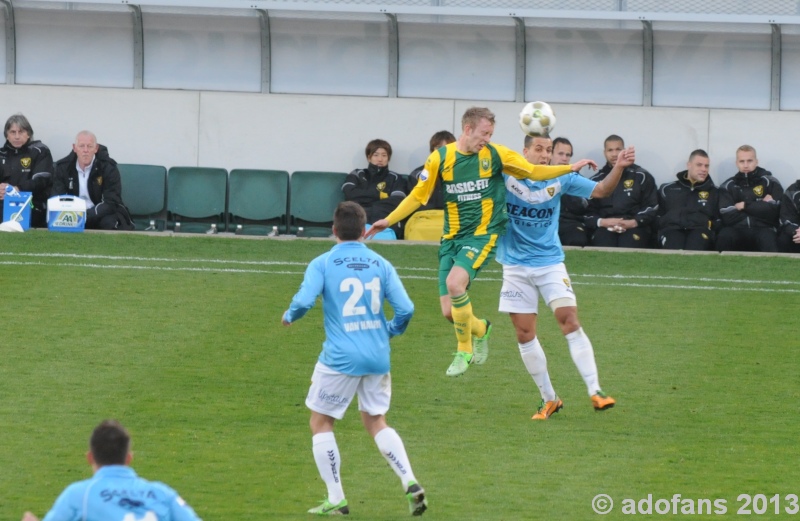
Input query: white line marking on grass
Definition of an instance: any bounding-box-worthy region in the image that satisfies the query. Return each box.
[572,273,800,286]
[4,259,800,293]
[0,261,304,275]
[0,252,447,272]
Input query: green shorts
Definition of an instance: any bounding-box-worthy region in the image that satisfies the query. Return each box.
[437,234,499,296]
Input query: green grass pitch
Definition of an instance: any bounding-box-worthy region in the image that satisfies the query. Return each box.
[2,232,799,520]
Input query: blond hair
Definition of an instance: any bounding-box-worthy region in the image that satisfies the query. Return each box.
[461,107,495,131]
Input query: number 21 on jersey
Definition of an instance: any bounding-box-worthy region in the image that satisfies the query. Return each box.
[341,277,381,317]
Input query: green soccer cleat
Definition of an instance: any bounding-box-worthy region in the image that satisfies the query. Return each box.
[405,481,428,516]
[445,351,473,377]
[307,498,349,516]
[472,319,492,365]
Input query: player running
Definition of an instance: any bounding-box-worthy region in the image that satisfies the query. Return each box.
[366,107,597,377]
[498,135,634,419]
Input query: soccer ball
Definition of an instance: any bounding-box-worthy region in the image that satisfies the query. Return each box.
[519,101,556,137]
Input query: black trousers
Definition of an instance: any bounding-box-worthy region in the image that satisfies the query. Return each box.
[658,229,714,251]
[716,227,778,252]
[86,203,118,230]
[591,226,652,248]
[559,221,589,247]
[777,233,800,253]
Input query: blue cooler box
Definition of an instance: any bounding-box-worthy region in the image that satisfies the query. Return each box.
[2,191,33,230]
[47,195,87,232]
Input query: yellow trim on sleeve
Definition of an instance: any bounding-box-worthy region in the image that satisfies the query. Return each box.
[494,143,572,181]
[385,196,422,226]
[386,149,445,225]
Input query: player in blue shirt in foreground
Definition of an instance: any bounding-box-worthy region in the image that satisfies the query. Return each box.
[22,420,202,521]
[497,135,635,420]
[282,201,426,516]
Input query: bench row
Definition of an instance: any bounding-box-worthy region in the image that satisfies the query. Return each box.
[119,166,350,236]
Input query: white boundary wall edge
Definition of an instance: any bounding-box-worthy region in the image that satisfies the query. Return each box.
[2,83,799,189]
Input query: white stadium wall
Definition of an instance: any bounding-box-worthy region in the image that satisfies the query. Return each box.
[1,82,800,189]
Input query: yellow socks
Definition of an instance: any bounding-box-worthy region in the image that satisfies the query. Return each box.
[451,293,477,353]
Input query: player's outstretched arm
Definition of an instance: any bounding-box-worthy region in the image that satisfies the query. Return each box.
[364,219,390,239]
[571,159,598,173]
[364,195,422,239]
[591,146,635,199]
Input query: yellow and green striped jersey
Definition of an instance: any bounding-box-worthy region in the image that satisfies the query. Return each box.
[408,142,572,240]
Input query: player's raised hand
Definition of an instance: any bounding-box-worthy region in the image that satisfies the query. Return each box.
[571,159,598,172]
[364,219,389,239]
[617,146,636,168]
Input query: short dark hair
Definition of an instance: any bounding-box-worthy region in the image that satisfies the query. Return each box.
[524,134,551,149]
[604,134,624,147]
[4,113,34,140]
[90,420,131,466]
[334,201,366,241]
[689,149,709,161]
[365,139,392,160]
[429,130,456,152]
[552,137,573,151]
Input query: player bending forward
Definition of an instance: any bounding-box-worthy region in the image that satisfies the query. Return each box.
[498,135,635,419]
[283,201,427,516]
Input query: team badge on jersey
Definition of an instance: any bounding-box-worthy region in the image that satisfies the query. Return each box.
[419,170,429,182]
[623,179,634,189]
[20,157,31,168]
[480,158,491,176]
[377,181,385,191]
[97,176,103,186]
[632,234,641,241]
[563,278,571,289]
[753,185,764,197]
[698,191,709,200]
[547,187,556,197]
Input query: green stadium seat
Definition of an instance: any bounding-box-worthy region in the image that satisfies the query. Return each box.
[167,167,228,233]
[228,169,289,235]
[118,164,167,231]
[289,171,348,237]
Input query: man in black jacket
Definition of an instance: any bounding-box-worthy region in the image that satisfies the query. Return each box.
[0,114,54,228]
[51,131,133,230]
[657,149,719,250]
[553,137,590,247]
[585,135,658,248]
[342,139,408,238]
[717,145,782,252]
[778,179,800,253]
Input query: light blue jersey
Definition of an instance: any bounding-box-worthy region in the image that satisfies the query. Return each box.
[497,173,596,267]
[283,241,414,376]
[41,466,201,521]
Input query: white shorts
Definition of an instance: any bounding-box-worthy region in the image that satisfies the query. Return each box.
[498,263,576,314]
[305,362,392,420]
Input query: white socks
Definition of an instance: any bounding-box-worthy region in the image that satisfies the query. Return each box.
[519,337,557,402]
[566,327,601,396]
[374,427,416,488]
[313,428,418,502]
[312,432,345,504]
